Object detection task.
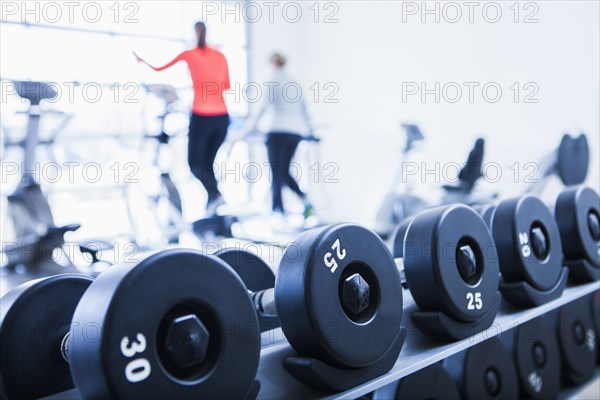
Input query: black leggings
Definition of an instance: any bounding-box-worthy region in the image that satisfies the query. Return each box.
[266,132,305,212]
[188,113,229,202]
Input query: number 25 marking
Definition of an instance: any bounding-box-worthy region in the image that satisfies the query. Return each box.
[466,292,483,310]
[324,238,346,273]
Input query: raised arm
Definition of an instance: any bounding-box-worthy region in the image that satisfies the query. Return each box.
[134,51,187,72]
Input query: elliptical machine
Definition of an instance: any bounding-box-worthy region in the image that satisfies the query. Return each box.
[2,81,80,272]
[125,84,186,248]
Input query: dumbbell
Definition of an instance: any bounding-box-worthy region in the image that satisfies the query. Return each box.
[371,362,461,400]
[554,186,600,282]
[555,297,597,385]
[444,339,519,400]
[218,223,406,357]
[500,317,561,399]
[2,224,405,398]
[217,224,406,390]
[477,194,568,307]
[392,204,501,341]
[0,253,261,400]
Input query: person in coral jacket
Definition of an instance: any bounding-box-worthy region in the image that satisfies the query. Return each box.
[135,21,230,214]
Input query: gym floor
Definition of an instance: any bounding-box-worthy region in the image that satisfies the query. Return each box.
[1,1,599,399]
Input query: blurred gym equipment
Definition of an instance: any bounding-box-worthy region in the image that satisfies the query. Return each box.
[375,124,496,237]
[1,81,80,273]
[125,84,187,248]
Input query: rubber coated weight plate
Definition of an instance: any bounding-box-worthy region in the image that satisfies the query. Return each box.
[395,363,460,400]
[592,291,600,363]
[491,195,563,291]
[514,317,561,399]
[215,248,278,332]
[403,205,499,322]
[0,274,93,399]
[462,340,519,400]
[276,223,403,368]
[592,291,600,336]
[557,299,597,384]
[69,249,260,400]
[391,216,414,258]
[476,204,496,227]
[215,248,275,292]
[555,186,600,267]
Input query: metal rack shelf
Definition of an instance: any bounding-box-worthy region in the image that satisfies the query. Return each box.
[558,369,600,399]
[40,281,599,400]
[256,281,599,399]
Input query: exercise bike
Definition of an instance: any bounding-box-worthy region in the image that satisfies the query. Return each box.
[375,124,496,237]
[1,81,80,274]
[125,84,187,249]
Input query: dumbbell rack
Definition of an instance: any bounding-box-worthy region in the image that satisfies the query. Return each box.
[255,282,599,399]
[41,281,599,400]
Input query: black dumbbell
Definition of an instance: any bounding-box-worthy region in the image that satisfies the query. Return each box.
[555,297,597,385]
[500,317,561,399]
[218,224,406,390]
[213,248,278,332]
[445,339,520,400]
[477,195,568,307]
[554,186,600,282]
[392,204,501,341]
[217,225,406,366]
[0,252,262,400]
[3,223,405,397]
[371,362,461,400]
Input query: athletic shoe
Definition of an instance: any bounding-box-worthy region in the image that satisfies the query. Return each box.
[303,202,314,220]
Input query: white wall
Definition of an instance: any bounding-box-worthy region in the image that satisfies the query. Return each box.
[250,1,599,225]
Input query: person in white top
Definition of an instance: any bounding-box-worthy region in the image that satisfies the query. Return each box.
[250,53,313,218]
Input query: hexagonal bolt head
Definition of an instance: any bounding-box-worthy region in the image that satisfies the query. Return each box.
[588,211,600,242]
[164,314,210,369]
[532,342,547,368]
[484,368,501,396]
[342,273,370,315]
[573,321,585,345]
[530,226,549,260]
[456,245,477,282]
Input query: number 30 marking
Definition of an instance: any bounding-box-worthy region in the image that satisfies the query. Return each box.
[121,333,151,383]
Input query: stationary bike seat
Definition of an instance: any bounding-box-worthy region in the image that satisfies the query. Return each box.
[15,81,57,105]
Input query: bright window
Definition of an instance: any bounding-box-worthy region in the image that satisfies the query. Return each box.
[0,1,250,126]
